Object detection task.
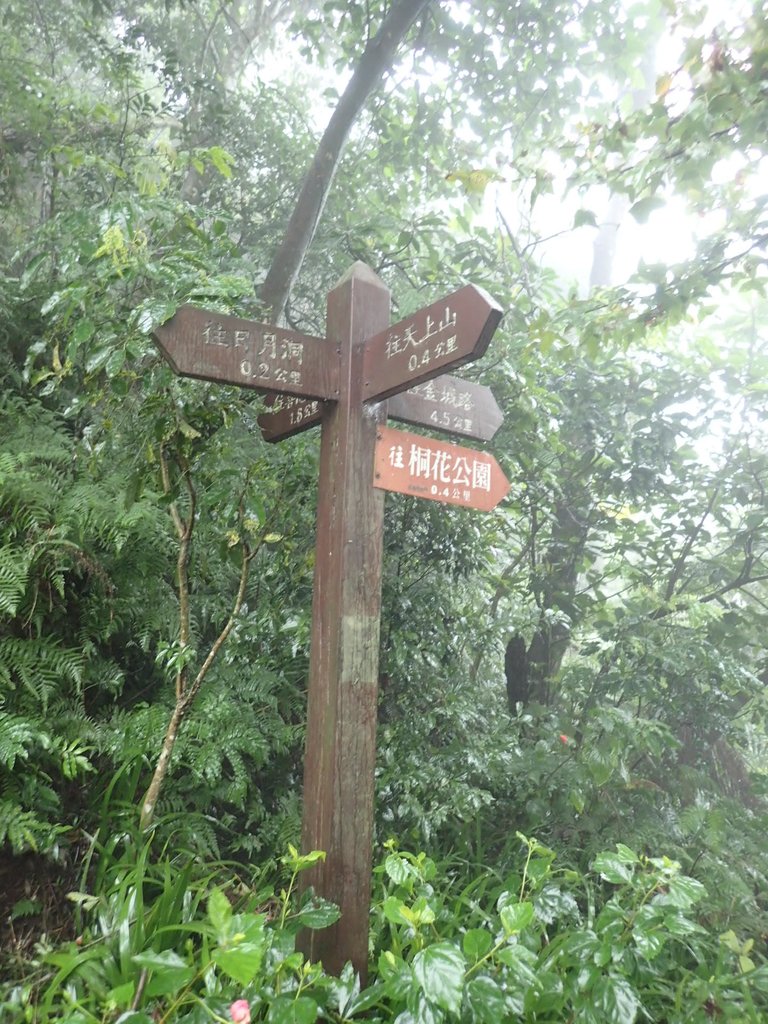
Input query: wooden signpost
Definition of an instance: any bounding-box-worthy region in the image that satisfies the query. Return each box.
[258,373,503,443]
[151,263,507,980]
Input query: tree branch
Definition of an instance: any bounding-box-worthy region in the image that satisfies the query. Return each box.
[139,480,281,830]
[259,0,433,321]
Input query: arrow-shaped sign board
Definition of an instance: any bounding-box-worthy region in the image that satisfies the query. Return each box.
[259,374,503,443]
[258,393,325,442]
[362,284,502,402]
[152,305,339,401]
[387,375,502,441]
[373,424,509,512]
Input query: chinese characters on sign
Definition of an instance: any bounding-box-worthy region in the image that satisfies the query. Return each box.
[258,393,324,442]
[387,374,503,442]
[362,284,503,400]
[383,305,457,370]
[373,425,509,512]
[202,318,306,389]
[259,373,503,444]
[152,305,339,400]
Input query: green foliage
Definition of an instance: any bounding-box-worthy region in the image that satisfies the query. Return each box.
[2,841,766,1022]
[2,0,768,1015]
[0,377,307,860]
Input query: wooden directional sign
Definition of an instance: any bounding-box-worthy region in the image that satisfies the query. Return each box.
[361,284,502,401]
[373,424,510,512]
[258,393,325,442]
[149,263,508,981]
[388,375,502,441]
[259,373,502,443]
[152,305,339,400]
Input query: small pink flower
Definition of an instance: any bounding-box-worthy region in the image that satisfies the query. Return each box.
[559,734,569,745]
[229,999,251,1024]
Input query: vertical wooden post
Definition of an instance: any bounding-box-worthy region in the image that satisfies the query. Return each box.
[299,263,390,980]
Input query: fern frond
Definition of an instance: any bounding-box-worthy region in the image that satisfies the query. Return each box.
[0,710,34,768]
[0,637,85,709]
[0,545,30,615]
[0,794,66,853]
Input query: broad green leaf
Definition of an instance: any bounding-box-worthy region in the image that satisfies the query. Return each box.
[135,300,176,335]
[662,912,705,936]
[377,950,413,1001]
[131,950,193,996]
[632,927,665,959]
[207,888,232,937]
[281,845,325,873]
[105,347,126,378]
[131,949,189,972]
[212,941,265,986]
[499,900,534,935]
[329,962,360,1015]
[630,907,665,959]
[411,992,445,1024]
[71,320,95,348]
[409,896,436,926]
[295,895,340,929]
[658,874,706,908]
[593,853,634,885]
[495,944,538,987]
[385,852,414,885]
[535,884,579,924]
[465,976,506,1023]
[526,969,564,1015]
[266,995,318,1024]
[412,942,466,1014]
[107,981,135,1008]
[382,895,411,926]
[591,975,640,1024]
[462,928,493,960]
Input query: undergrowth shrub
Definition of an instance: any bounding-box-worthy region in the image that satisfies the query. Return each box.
[2,837,766,1023]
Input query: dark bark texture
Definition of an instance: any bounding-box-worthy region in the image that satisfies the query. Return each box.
[259,0,433,321]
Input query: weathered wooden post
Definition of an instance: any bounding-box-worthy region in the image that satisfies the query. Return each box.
[151,262,506,982]
[299,263,390,977]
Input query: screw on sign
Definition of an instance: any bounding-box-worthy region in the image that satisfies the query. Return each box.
[373,424,510,512]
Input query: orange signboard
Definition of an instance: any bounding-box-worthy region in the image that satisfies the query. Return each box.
[373,424,509,512]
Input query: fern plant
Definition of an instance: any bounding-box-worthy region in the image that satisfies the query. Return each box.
[0,394,172,851]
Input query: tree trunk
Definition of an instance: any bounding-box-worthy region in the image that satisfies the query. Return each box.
[140,701,185,830]
[504,34,662,709]
[259,0,433,321]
